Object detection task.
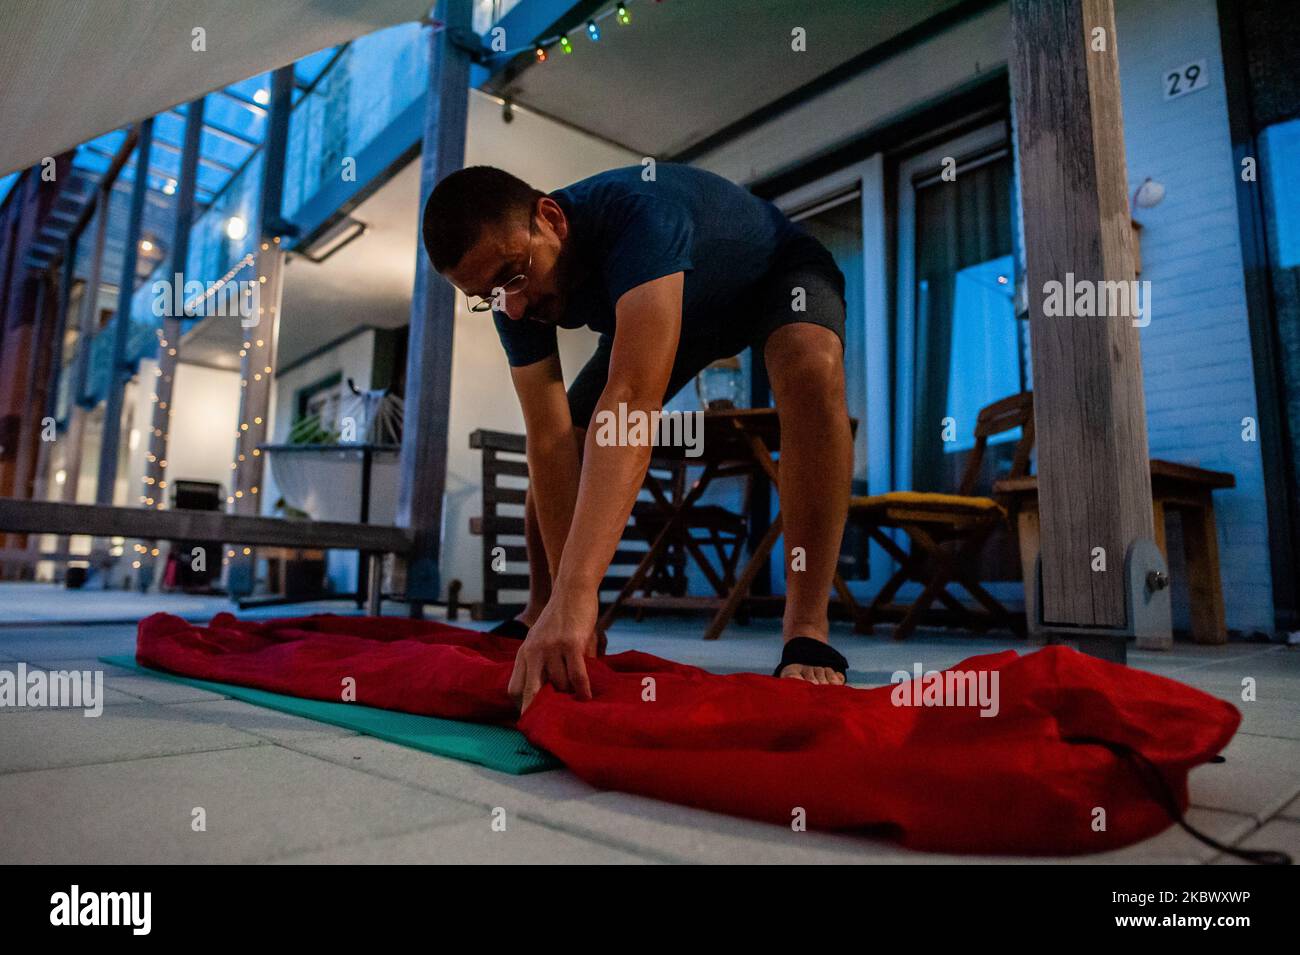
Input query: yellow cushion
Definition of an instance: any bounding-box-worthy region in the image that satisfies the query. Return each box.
[849,491,1005,516]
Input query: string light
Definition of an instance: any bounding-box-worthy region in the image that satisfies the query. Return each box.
[531,0,654,62]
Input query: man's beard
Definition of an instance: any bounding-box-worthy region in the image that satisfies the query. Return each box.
[526,239,583,327]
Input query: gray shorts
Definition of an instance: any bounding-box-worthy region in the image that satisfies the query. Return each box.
[566,232,846,429]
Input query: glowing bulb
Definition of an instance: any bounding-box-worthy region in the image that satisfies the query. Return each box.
[225,215,248,240]
[253,88,270,105]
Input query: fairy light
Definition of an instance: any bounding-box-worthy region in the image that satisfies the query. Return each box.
[531,0,653,62]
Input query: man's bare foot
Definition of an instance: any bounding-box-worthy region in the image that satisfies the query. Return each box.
[774,637,848,685]
[779,663,846,685]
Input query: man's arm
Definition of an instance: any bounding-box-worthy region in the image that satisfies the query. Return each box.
[509,272,684,711]
[510,352,581,579]
[552,274,683,598]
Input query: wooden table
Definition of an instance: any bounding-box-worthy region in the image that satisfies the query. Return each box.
[598,407,858,640]
[994,460,1235,644]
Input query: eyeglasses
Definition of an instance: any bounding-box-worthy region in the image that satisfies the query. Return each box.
[467,222,535,313]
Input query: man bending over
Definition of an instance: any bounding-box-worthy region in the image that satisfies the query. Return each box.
[422,163,853,710]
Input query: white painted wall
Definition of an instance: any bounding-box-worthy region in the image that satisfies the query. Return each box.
[160,362,243,494]
[263,327,378,593]
[694,4,1011,186]
[1114,0,1272,631]
[440,90,639,603]
[691,0,1272,631]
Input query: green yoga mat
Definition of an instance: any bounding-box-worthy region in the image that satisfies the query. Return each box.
[100,655,559,775]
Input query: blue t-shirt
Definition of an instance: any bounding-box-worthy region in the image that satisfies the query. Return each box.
[493,164,802,366]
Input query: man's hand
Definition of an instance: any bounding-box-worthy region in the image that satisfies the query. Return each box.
[508,591,599,713]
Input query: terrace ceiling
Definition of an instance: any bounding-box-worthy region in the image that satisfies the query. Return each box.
[0,0,432,177]
[484,0,974,159]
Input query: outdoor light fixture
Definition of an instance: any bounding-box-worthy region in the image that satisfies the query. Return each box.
[296,215,367,264]
[253,88,270,106]
[618,3,630,24]
[535,45,547,62]
[225,215,248,240]
[1133,176,1166,209]
[163,179,177,195]
[587,20,600,41]
[560,36,572,54]
[139,239,154,253]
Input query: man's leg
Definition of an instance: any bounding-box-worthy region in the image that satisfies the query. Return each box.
[764,322,853,683]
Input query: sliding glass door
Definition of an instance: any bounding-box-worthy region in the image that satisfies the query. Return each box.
[895,123,1025,581]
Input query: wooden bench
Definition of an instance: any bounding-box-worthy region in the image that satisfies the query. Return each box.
[994,459,1236,644]
[468,429,692,621]
[0,497,412,615]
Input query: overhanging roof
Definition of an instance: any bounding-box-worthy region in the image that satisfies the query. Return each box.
[484,0,979,160]
[0,0,432,176]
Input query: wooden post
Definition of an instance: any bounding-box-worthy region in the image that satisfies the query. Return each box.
[1009,0,1158,642]
[396,0,473,609]
[58,175,113,517]
[142,97,204,514]
[30,248,75,509]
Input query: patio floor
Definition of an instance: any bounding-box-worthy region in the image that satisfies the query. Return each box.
[1,581,1297,864]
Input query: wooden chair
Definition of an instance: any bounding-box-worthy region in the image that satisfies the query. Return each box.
[848,392,1034,640]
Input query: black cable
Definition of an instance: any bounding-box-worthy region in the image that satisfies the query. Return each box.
[1065,735,1291,865]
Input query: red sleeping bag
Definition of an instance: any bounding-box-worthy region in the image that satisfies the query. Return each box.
[136,611,1239,856]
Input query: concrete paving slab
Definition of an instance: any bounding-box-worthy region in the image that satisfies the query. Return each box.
[171,698,359,745]
[0,744,479,863]
[1212,818,1300,864]
[1187,733,1300,823]
[287,734,600,815]
[0,699,262,773]
[271,816,651,864]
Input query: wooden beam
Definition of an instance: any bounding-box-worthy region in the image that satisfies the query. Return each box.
[143,97,204,513]
[1009,0,1155,629]
[96,118,154,505]
[0,498,412,553]
[396,0,473,604]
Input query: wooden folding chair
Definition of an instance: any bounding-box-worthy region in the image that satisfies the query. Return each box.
[848,392,1034,640]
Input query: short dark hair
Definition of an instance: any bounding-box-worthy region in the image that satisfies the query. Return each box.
[422,166,544,272]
